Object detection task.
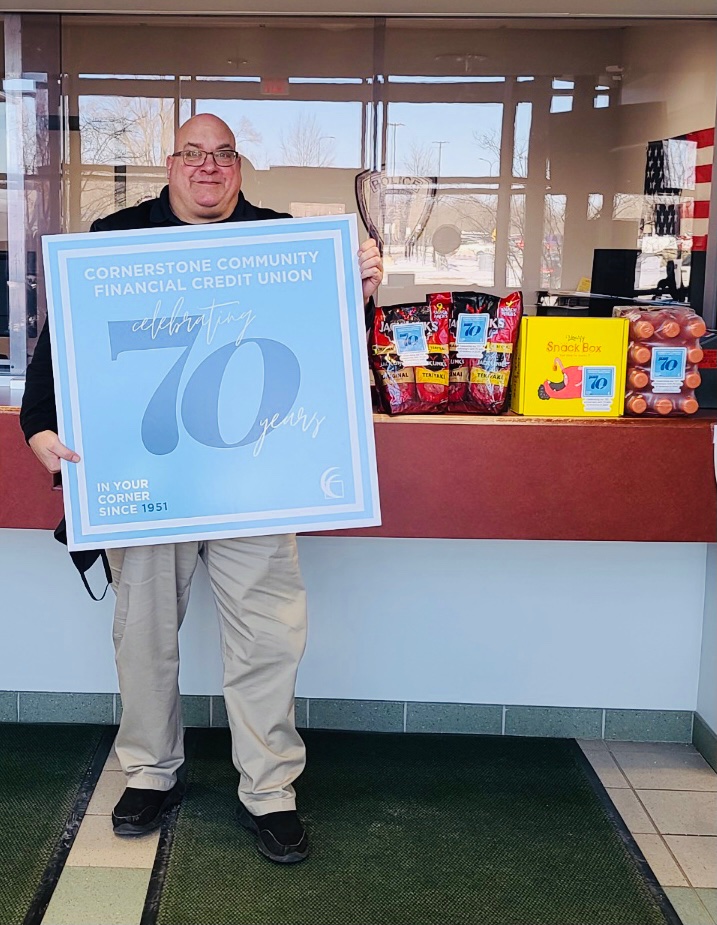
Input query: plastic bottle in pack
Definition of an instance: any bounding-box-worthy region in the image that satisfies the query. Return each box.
[629,343,652,366]
[676,395,699,414]
[682,315,707,339]
[653,312,681,340]
[649,394,675,415]
[631,318,655,340]
[687,345,704,364]
[625,393,648,414]
[627,368,650,390]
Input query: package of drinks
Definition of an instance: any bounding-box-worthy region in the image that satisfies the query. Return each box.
[615,306,706,415]
[371,301,450,414]
[428,290,523,414]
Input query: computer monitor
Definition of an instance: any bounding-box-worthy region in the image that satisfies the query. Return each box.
[589,249,639,317]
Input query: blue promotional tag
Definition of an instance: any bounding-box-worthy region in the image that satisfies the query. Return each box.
[391,321,428,366]
[455,313,489,358]
[581,365,616,411]
[650,347,687,393]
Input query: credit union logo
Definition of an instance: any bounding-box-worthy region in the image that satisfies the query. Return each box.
[320,467,344,499]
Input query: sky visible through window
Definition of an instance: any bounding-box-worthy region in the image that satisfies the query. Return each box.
[76,76,603,179]
[197,99,363,170]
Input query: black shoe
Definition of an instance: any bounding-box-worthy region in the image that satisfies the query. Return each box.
[112,781,185,836]
[237,802,309,863]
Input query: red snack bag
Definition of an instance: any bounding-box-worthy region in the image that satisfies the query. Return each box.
[432,290,523,414]
[371,301,449,414]
[431,291,499,409]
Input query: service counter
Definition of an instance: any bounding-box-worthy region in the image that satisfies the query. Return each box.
[2,406,715,543]
[1,405,715,755]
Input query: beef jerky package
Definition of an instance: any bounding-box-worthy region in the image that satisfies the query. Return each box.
[371,301,449,414]
[431,290,499,410]
[368,366,382,412]
[429,290,523,414]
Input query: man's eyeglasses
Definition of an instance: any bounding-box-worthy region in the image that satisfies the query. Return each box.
[171,149,240,167]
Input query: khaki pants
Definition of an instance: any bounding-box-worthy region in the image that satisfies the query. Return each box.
[107,534,307,816]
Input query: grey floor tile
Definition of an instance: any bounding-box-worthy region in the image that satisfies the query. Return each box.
[665,837,717,889]
[19,692,113,724]
[580,741,630,789]
[42,866,150,925]
[663,887,715,925]
[637,790,717,836]
[608,742,717,792]
[295,698,308,728]
[406,702,502,735]
[116,695,211,729]
[606,788,656,834]
[208,697,307,729]
[505,706,602,738]
[693,715,717,776]
[210,696,228,727]
[0,691,17,723]
[696,889,717,922]
[181,695,210,727]
[309,698,403,732]
[605,710,693,743]
[632,833,688,887]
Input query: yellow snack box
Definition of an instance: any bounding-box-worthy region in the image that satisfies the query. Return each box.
[511,317,629,417]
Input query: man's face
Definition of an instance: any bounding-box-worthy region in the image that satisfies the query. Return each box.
[166,116,242,224]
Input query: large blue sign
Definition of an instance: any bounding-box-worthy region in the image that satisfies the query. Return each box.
[43,215,380,550]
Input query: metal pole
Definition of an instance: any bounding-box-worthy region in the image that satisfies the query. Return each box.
[434,140,448,178]
[4,15,28,377]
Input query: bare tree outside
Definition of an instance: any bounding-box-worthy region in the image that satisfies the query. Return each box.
[80,96,174,167]
[78,96,174,224]
[470,129,502,177]
[473,124,570,289]
[400,140,435,177]
[225,115,265,169]
[278,113,336,167]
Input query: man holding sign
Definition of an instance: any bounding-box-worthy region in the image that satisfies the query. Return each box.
[21,113,383,863]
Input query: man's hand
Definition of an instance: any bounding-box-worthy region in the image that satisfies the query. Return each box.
[28,430,80,474]
[358,238,383,304]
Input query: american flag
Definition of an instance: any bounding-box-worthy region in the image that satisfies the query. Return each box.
[644,128,714,250]
[686,127,713,253]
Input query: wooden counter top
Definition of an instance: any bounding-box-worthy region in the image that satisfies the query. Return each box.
[2,406,715,543]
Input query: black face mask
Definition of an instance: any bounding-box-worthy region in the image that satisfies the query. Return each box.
[53,517,113,601]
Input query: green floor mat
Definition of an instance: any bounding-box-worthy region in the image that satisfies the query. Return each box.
[149,729,678,925]
[0,724,111,925]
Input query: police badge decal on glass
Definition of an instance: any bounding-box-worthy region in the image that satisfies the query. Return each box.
[354,169,437,257]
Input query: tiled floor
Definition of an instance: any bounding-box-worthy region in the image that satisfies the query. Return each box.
[578,739,717,925]
[41,746,157,925]
[41,738,717,925]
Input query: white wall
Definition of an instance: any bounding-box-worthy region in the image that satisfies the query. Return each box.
[697,543,717,730]
[0,529,707,713]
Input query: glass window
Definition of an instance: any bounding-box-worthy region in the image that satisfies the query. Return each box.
[62,17,374,229]
[1,11,715,389]
[380,18,716,317]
